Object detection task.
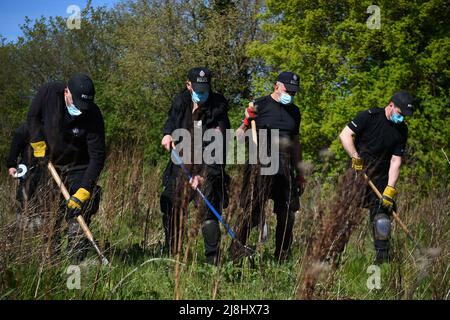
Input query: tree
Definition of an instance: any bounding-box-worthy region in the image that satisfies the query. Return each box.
[249,0,450,179]
[96,0,263,162]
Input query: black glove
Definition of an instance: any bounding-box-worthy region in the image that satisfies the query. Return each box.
[32,156,49,168]
[66,207,82,219]
[376,197,397,214]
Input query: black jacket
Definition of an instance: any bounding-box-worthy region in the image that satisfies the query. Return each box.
[163,89,230,136]
[6,123,31,169]
[162,89,230,182]
[27,81,106,191]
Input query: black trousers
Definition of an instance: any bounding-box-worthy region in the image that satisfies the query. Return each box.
[234,162,299,259]
[369,202,391,257]
[160,162,228,261]
[359,166,391,259]
[14,165,48,232]
[15,163,46,210]
[19,164,101,260]
[61,167,101,259]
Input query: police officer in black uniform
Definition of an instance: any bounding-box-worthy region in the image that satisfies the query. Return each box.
[27,74,106,261]
[160,67,230,265]
[339,90,415,264]
[6,123,30,178]
[6,123,34,215]
[231,71,305,261]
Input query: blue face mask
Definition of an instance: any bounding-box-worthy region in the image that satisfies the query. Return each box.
[192,90,209,104]
[279,93,293,105]
[67,103,82,117]
[390,110,404,124]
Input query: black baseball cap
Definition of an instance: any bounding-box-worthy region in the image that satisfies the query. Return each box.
[67,74,95,111]
[188,67,211,93]
[277,71,300,93]
[391,90,415,116]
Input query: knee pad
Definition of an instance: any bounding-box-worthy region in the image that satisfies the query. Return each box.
[373,213,391,241]
[202,219,220,247]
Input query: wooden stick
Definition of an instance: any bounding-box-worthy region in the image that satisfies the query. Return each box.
[251,119,257,145]
[363,173,416,243]
[47,162,109,265]
[248,101,258,146]
[250,119,265,247]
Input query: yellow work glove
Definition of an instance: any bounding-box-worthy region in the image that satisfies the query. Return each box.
[30,141,47,158]
[381,185,396,211]
[351,157,363,171]
[67,188,91,211]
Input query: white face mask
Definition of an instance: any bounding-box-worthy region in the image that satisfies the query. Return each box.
[390,110,404,124]
[67,103,82,117]
[191,90,209,104]
[279,92,293,105]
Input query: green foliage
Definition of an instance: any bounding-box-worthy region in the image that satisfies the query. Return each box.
[0,40,29,158]
[0,0,448,176]
[0,4,119,163]
[1,171,447,300]
[249,0,450,179]
[0,0,263,165]
[0,0,448,301]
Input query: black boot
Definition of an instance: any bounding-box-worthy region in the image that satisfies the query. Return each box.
[374,239,390,265]
[274,211,295,261]
[161,194,176,256]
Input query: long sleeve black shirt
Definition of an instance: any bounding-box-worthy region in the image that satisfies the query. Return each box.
[26,81,106,191]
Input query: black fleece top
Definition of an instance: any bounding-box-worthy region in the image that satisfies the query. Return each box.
[6,123,31,169]
[27,81,106,191]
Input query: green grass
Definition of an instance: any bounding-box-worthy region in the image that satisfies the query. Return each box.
[0,159,448,300]
[1,217,446,300]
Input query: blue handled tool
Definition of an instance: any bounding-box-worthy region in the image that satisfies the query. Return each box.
[170,148,255,257]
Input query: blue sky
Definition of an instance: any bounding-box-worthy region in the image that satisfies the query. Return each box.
[0,0,120,42]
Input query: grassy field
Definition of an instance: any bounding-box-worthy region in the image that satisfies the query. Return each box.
[0,150,448,300]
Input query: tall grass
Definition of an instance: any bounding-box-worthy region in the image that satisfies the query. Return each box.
[0,149,448,300]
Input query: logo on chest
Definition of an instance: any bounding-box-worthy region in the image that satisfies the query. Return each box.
[72,127,81,137]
